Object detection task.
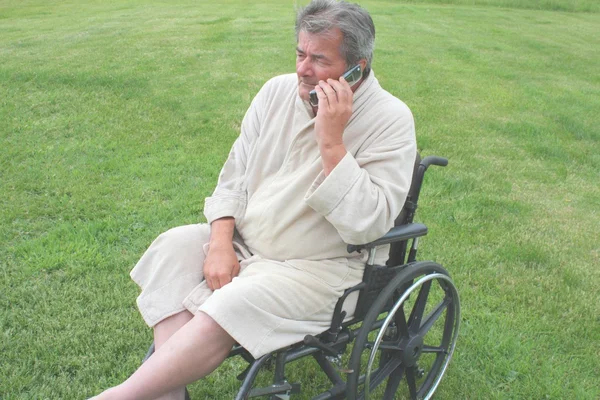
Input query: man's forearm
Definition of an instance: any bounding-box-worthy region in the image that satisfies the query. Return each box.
[320,143,347,176]
[313,76,353,176]
[209,217,235,249]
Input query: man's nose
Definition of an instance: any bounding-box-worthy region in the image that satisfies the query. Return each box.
[297,58,313,77]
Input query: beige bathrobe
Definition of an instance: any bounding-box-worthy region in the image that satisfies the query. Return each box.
[131,71,417,358]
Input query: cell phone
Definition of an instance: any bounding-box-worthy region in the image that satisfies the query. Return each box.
[309,64,362,107]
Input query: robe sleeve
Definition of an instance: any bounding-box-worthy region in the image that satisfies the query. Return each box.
[203,88,265,224]
[304,108,417,245]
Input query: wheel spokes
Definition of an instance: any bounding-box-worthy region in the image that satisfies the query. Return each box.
[406,366,418,399]
[395,304,410,338]
[418,296,451,337]
[382,364,405,400]
[408,280,432,334]
[360,353,404,400]
[379,340,401,351]
[368,355,403,392]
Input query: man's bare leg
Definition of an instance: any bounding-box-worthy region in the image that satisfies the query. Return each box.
[153,311,194,400]
[92,312,235,400]
[155,311,194,349]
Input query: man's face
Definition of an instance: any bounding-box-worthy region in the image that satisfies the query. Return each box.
[296,29,348,102]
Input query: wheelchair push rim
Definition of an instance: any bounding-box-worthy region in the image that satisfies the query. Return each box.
[347,261,460,400]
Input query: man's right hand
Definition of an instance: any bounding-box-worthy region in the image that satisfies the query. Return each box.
[204,217,240,291]
[203,243,240,291]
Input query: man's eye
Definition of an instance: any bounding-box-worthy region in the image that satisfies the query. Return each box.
[296,53,305,60]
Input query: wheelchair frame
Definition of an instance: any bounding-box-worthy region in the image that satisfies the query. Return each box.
[144,155,460,400]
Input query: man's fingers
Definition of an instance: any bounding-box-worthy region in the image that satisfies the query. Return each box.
[205,269,221,291]
[329,78,351,103]
[314,85,329,106]
[319,81,338,102]
[203,245,239,291]
[338,75,353,89]
[216,276,225,290]
[206,278,215,291]
[207,266,237,291]
[219,272,233,288]
[328,78,348,92]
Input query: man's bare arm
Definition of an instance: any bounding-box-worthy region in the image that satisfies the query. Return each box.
[203,217,240,290]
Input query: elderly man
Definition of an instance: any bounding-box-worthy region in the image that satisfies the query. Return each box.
[92,0,416,399]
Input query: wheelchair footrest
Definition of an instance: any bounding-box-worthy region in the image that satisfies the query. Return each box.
[247,381,301,398]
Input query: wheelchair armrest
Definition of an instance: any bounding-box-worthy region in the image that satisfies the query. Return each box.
[421,155,448,168]
[347,223,428,253]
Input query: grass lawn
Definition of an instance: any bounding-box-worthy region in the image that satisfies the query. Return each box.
[1,0,598,398]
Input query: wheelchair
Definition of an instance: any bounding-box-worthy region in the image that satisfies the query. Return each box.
[143,154,460,400]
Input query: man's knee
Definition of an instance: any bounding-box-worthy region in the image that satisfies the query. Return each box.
[192,312,236,350]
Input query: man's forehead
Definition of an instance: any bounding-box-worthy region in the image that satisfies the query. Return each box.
[297,29,342,56]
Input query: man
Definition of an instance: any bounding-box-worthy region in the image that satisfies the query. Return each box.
[92,0,416,399]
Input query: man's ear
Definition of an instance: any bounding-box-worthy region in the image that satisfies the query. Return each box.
[359,59,367,75]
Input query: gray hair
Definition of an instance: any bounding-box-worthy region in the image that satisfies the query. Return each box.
[295,0,375,76]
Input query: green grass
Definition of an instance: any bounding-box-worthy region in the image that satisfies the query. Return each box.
[398,0,600,12]
[1,0,598,398]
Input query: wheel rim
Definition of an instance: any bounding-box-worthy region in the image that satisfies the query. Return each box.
[346,263,461,400]
[363,273,460,400]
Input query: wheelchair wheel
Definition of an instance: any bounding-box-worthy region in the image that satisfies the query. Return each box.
[346,261,460,400]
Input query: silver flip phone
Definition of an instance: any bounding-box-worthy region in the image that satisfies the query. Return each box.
[309,64,362,107]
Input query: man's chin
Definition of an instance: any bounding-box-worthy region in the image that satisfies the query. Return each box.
[297,84,312,102]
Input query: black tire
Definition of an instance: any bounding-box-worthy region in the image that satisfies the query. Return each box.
[346,261,460,400]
